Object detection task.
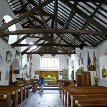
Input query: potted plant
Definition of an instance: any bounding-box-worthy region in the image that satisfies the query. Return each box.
[76,68,83,75]
[34,76,36,79]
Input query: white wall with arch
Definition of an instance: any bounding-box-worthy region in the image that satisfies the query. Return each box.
[0,0,28,85]
[97,39,107,86]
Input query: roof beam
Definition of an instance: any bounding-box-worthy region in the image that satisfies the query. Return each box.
[22,51,74,54]
[2,29,106,36]
[54,0,58,29]
[11,35,28,45]
[68,0,104,2]
[11,43,86,47]
[0,0,54,30]
[61,0,107,32]
[21,38,42,53]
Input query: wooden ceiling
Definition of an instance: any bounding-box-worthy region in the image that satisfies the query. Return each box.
[0,0,107,55]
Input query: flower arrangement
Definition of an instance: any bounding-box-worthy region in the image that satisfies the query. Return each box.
[93,76,99,86]
[93,76,99,81]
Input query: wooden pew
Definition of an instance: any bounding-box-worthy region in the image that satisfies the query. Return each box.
[68,90,107,107]
[62,85,106,98]
[32,81,38,93]
[71,94,107,107]
[15,80,37,97]
[0,86,24,104]
[0,93,11,107]
[62,86,107,107]
[0,89,18,107]
[78,100,107,107]
[58,80,76,100]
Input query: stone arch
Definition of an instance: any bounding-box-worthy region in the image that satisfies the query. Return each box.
[9,59,20,84]
[22,64,28,80]
[23,64,28,70]
[11,59,20,70]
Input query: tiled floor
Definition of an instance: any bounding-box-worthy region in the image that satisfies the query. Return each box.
[21,90,64,107]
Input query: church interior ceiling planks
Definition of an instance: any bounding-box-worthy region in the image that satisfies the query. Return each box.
[0,0,107,55]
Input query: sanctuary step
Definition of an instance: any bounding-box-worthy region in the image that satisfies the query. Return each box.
[37,85,59,90]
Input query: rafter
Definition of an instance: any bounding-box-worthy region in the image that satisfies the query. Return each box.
[0,0,54,30]
[11,43,87,47]
[22,51,74,54]
[21,38,42,53]
[54,0,58,29]
[1,29,106,36]
[11,35,28,45]
[61,0,107,32]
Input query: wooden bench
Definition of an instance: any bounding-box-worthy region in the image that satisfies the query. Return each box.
[62,86,107,107]
[58,80,76,99]
[0,90,18,107]
[0,93,11,107]
[15,80,38,97]
[68,90,107,107]
[62,86,106,103]
[71,94,107,107]
[0,86,24,104]
[78,100,107,107]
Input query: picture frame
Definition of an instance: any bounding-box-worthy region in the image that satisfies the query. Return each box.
[102,67,107,78]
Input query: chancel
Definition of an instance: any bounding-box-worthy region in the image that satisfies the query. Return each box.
[0,0,107,107]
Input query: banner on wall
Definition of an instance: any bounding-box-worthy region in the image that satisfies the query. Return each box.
[87,51,95,71]
[87,51,91,69]
[93,50,97,71]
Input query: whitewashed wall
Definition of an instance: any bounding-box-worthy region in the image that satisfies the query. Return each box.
[96,39,107,86]
[69,47,96,82]
[31,54,68,79]
[0,0,28,85]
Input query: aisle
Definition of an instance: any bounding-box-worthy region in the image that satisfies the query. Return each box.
[21,90,64,107]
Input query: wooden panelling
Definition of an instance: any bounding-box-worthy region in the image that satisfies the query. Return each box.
[76,72,91,86]
[13,70,20,74]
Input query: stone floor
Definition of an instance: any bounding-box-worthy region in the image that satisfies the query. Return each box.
[21,90,64,107]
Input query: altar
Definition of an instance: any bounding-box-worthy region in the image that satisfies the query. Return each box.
[44,77,57,85]
[39,71,58,85]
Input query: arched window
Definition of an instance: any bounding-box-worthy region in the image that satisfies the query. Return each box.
[3,15,17,44]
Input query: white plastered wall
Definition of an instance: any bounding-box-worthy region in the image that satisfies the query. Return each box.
[96,39,107,86]
[0,0,27,85]
[31,54,68,79]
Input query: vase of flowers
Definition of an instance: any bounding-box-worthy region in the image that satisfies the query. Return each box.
[93,76,99,86]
